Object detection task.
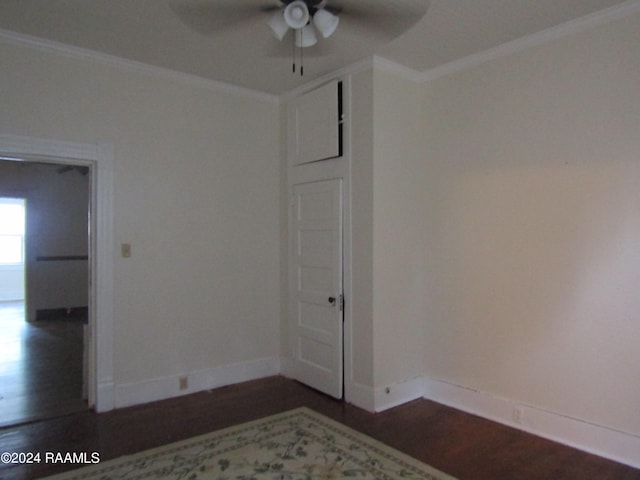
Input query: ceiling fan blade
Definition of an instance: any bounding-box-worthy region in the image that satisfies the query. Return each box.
[169,0,281,35]
[329,0,430,40]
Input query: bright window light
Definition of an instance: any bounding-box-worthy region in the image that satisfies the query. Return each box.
[0,198,25,265]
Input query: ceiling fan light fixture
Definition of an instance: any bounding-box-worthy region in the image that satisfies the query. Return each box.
[295,24,318,48]
[312,8,339,38]
[284,0,310,30]
[267,11,289,41]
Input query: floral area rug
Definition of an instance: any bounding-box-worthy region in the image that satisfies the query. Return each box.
[42,407,456,479]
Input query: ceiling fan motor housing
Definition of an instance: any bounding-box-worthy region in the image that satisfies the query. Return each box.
[281,0,326,13]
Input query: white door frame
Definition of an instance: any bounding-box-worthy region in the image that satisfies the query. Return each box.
[286,77,355,404]
[0,134,115,412]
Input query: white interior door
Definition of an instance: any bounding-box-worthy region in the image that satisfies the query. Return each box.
[290,178,343,398]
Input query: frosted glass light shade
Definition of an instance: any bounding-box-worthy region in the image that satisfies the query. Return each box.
[267,12,288,41]
[295,24,318,47]
[313,9,339,38]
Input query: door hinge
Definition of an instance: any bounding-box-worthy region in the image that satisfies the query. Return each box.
[339,294,345,312]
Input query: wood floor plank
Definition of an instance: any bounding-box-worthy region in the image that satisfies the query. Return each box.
[0,376,638,480]
[0,302,86,428]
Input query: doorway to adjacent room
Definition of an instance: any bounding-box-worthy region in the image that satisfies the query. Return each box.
[0,162,89,426]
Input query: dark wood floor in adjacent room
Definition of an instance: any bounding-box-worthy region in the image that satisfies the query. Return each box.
[0,302,86,428]
[1,376,638,480]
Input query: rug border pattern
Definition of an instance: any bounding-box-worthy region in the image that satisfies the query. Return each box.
[41,407,455,480]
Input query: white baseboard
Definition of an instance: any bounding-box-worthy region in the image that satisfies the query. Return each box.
[343,376,425,413]
[112,358,640,469]
[95,381,115,412]
[423,377,640,469]
[345,381,375,412]
[114,357,280,409]
[373,376,425,412]
[279,355,294,378]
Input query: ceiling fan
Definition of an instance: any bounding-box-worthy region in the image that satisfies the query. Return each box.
[170,0,430,75]
[266,1,340,48]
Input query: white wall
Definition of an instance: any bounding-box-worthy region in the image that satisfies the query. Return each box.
[422,10,640,443]
[349,68,375,390]
[0,36,281,404]
[341,66,436,410]
[371,68,427,405]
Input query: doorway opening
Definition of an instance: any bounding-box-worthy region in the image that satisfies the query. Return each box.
[0,160,90,426]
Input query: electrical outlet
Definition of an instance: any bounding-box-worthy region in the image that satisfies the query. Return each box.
[179,376,188,391]
[513,406,524,424]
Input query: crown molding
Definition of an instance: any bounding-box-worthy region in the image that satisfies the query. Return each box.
[2,0,638,101]
[371,56,424,83]
[0,27,279,104]
[417,0,640,83]
[368,0,640,85]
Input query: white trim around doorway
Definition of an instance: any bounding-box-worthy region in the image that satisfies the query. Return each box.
[0,134,115,412]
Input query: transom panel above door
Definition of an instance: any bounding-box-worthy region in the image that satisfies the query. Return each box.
[290,80,343,166]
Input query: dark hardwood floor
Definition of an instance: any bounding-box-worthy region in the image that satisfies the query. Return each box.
[0,302,86,428]
[0,376,638,480]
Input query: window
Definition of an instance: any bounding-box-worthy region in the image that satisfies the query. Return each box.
[0,198,25,265]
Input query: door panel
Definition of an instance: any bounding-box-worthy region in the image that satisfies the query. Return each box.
[290,178,343,398]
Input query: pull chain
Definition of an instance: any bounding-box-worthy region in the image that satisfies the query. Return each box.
[292,29,296,73]
[291,29,304,76]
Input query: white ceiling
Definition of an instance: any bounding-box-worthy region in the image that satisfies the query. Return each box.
[0,0,635,96]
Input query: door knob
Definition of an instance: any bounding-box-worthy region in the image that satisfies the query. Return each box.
[328,297,336,304]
